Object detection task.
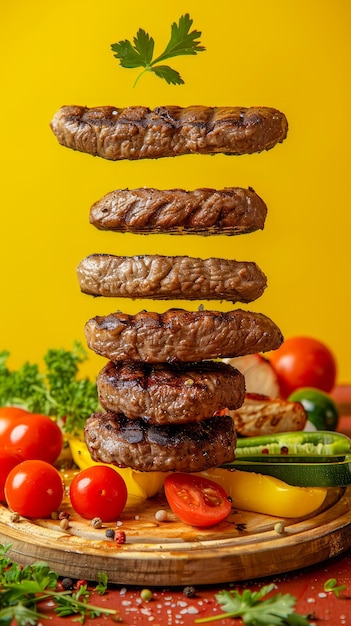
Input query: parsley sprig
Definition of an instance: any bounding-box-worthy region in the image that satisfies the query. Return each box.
[0,544,116,625]
[195,583,310,625]
[111,13,205,86]
[0,342,99,434]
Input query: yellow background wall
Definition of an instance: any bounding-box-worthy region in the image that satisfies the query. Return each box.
[1,1,350,383]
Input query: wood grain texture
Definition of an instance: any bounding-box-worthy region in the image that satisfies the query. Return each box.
[1,473,351,586]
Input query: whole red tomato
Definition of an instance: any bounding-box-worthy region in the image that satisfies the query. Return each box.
[269,336,337,399]
[0,407,29,439]
[2,412,63,464]
[70,465,128,522]
[0,450,23,502]
[5,459,64,518]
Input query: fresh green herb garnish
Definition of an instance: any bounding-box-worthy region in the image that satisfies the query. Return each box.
[0,342,99,434]
[0,544,117,625]
[324,577,347,598]
[94,572,108,596]
[195,583,310,625]
[111,13,205,86]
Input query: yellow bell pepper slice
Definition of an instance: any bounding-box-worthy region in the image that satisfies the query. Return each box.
[201,468,328,518]
[68,435,166,507]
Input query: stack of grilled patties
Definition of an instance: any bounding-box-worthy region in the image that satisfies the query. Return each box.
[50,104,288,473]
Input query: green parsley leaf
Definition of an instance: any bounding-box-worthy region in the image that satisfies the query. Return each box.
[153,13,205,62]
[94,572,108,595]
[151,65,183,85]
[111,13,205,86]
[195,584,310,625]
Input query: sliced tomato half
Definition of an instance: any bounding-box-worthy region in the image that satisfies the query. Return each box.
[164,473,232,527]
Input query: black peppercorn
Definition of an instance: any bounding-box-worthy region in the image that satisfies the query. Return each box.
[183,585,196,598]
[61,577,74,590]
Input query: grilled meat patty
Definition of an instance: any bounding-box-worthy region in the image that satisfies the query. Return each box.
[50,105,288,161]
[89,186,267,236]
[97,360,245,424]
[84,411,236,472]
[77,254,267,303]
[84,308,283,363]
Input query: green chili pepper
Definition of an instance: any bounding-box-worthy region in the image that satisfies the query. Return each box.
[234,431,351,459]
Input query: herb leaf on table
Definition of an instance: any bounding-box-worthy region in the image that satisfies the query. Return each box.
[195,583,311,625]
[0,543,117,625]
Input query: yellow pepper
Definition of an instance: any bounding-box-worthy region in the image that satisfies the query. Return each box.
[201,468,328,518]
[68,436,166,507]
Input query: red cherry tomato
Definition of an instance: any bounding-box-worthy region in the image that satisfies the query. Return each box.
[0,450,23,502]
[70,465,128,522]
[164,473,232,527]
[0,407,29,439]
[3,413,63,464]
[5,460,64,518]
[269,336,337,399]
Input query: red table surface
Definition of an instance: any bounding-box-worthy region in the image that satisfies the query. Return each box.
[11,386,351,626]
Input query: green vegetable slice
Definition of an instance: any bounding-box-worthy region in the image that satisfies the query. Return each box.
[222,457,351,487]
[235,431,351,458]
[233,454,347,464]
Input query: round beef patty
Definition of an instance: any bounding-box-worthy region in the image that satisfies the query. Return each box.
[97,360,245,424]
[84,412,236,473]
[84,308,283,363]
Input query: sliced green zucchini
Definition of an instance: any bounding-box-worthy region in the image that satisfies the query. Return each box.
[233,454,347,464]
[222,457,351,487]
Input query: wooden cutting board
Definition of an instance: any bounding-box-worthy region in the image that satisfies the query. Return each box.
[1,470,351,587]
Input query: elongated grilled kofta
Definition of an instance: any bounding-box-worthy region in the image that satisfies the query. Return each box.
[89,186,268,236]
[50,105,288,161]
[77,254,267,303]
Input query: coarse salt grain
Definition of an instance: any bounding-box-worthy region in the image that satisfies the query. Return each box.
[187,606,199,614]
[140,608,152,616]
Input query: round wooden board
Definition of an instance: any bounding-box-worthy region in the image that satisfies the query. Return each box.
[1,471,351,587]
